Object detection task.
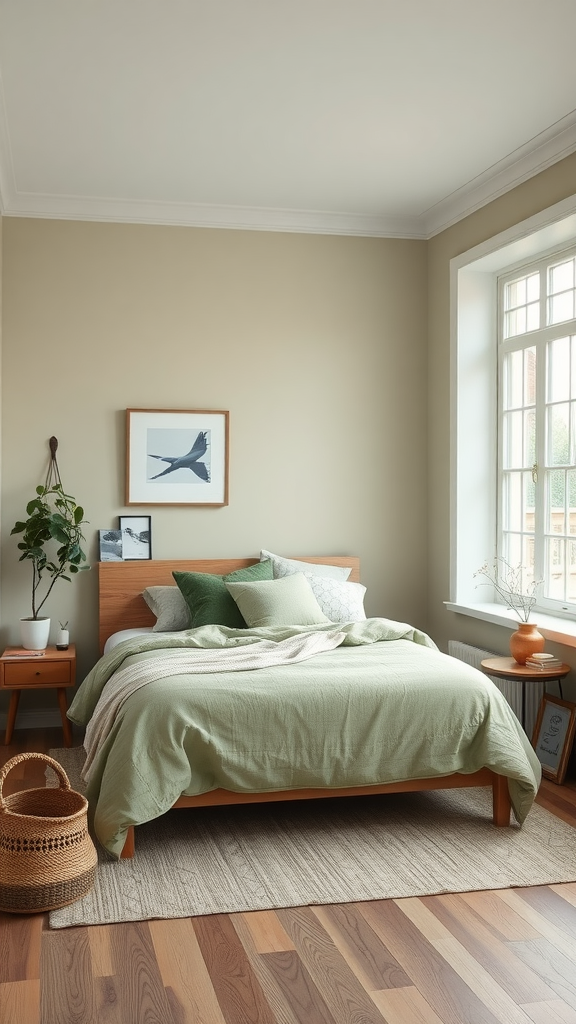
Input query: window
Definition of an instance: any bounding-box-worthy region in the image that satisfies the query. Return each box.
[499,250,576,613]
[447,194,576,640]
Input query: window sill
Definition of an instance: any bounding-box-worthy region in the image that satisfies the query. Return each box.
[445,601,576,650]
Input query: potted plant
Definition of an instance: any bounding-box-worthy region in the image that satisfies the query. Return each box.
[11,440,89,650]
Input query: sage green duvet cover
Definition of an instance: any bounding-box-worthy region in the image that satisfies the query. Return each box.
[68,620,542,857]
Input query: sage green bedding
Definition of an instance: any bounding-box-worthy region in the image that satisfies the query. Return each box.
[68,620,542,858]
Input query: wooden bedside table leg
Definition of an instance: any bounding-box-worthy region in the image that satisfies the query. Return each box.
[57,688,73,747]
[4,690,20,744]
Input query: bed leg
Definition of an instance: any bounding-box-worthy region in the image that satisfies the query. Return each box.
[492,774,511,826]
[120,826,135,858]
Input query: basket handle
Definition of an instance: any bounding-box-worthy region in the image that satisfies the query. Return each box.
[0,752,71,809]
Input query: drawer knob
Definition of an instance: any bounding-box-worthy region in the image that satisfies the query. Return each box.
[35,671,40,676]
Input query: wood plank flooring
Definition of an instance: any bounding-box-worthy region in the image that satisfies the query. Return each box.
[1,727,576,1024]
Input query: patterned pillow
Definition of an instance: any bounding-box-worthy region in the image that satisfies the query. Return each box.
[260,549,351,581]
[304,574,366,622]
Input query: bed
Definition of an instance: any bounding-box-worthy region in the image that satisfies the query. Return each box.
[67,555,542,858]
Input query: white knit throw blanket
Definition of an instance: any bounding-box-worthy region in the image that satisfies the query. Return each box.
[82,630,345,783]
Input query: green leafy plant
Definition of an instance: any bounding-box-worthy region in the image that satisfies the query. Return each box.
[474,557,543,622]
[11,477,89,621]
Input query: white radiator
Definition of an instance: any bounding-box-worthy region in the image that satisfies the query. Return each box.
[448,640,543,737]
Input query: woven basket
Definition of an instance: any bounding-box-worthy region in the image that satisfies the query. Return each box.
[0,752,98,913]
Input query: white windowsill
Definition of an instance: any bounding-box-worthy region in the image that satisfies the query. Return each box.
[445,601,576,650]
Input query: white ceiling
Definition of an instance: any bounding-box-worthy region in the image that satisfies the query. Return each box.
[1,0,576,239]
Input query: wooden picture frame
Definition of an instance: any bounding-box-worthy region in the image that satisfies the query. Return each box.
[531,693,576,784]
[126,409,229,506]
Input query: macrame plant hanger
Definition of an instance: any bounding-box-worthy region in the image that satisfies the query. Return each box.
[46,436,63,490]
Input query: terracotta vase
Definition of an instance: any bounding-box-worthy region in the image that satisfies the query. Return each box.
[509,622,545,665]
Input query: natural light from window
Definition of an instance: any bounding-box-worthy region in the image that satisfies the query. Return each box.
[448,194,576,647]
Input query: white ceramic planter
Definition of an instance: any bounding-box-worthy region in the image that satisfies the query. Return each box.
[19,617,51,651]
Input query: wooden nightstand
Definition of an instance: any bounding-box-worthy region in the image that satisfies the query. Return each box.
[480,656,570,730]
[0,645,76,746]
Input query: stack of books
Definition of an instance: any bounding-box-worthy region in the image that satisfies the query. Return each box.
[524,652,563,670]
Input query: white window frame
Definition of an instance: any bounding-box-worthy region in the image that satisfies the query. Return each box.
[497,249,576,616]
[446,193,576,648]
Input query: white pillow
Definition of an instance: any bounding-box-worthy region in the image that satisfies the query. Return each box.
[304,574,367,622]
[103,627,154,654]
[225,573,331,628]
[260,548,351,581]
[142,586,191,632]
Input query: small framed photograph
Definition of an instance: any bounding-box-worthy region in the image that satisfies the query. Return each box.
[532,694,576,784]
[119,515,152,560]
[99,529,123,562]
[126,408,229,506]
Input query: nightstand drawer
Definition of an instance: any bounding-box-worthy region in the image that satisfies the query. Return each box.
[3,660,72,687]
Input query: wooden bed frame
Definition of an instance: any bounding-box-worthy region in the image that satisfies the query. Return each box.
[97,557,512,858]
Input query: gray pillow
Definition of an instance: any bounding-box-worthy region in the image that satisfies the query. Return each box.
[225,573,331,628]
[142,586,191,632]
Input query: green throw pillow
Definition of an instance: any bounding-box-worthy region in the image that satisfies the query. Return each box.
[225,572,331,628]
[173,560,273,628]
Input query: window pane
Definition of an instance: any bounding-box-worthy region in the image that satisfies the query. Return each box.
[522,536,535,578]
[503,410,524,468]
[546,537,565,599]
[527,273,540,302]
[524,347,536,404]
[524,409,535,464]
[569,541,576,601]
[504,272,541,337]
[503,350,523,409]
[571,401,576,465]
[549,291,575,325]
[524,469,535,528]
[503,533,522,567]
[547,336,570,402]
[549,258,575,294]
[547,469,566,533]
[506,278,526,308]
[569,469,576,533]
[547,403,570,465]
[526,302,539,331]
[502,473,521,531]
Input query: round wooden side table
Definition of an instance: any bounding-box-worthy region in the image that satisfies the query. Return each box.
[480,656,570,730]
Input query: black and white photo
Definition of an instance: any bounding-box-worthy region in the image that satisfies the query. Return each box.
[99,529,123,562]
[119,516,152,560]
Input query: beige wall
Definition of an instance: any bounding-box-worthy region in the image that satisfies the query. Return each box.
[427,152,576,698]
[1,219,428,696]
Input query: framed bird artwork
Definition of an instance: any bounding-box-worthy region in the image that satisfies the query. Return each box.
[125,409,229,506]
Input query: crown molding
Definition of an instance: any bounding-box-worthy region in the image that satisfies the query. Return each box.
[423,109,576,238]
[1,111,575,239]
[0,189,426,239]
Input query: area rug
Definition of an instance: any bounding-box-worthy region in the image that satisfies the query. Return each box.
[47,746,576,929]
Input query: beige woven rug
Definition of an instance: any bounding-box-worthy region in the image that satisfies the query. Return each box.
[47,746,576,929]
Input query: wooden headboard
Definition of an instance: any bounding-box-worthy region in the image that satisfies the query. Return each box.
[98,556,361,653]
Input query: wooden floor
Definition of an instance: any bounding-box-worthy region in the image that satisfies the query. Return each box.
[1,728,576,1024]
